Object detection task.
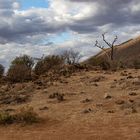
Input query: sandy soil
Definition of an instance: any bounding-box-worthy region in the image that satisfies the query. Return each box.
[0,69,140,140]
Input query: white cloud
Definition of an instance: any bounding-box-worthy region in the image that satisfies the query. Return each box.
[0,0,140,69]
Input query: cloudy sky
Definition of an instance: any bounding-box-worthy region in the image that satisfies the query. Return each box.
[0,0,140,68]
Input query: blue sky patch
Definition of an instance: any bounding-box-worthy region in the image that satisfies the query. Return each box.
[18,0,49,10]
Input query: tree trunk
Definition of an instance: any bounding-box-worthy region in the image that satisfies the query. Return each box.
[111,46,114,61]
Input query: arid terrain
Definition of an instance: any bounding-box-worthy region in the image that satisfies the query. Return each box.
[0,68,139,140]
[86,36,140,68]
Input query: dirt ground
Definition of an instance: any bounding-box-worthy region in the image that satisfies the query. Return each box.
[0,69,140,140]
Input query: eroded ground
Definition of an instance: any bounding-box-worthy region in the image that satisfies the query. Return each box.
[0,69,140,140]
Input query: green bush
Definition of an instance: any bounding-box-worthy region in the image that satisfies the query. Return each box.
[34,55,64,75]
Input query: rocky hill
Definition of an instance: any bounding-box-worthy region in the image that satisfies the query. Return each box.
[86,36,140,67]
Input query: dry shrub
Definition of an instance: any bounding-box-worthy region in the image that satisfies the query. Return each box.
[11,55,34,69]
[0,64,4,78]
[7,55,34,83]
[61,50,82,65]
[34,55,65,75]
[87,57,124,70]
[7,64,32,83]
[133,59,140,69]
[87,57,111,70]
[15,107,40,124]
[0,107,40,125]
[0,112,14,125]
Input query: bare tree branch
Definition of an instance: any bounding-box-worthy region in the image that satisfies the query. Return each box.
[112,35,118,46]
[95,40,110,59]
[94,33,118,61]
[95,40,105,51]
[102,33,112,47]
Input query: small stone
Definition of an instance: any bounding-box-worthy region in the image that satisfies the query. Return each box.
[129,92,137,96]
[39,106,49,111]
[132,107,137,113]
[104,93,112,99]
[129,99,134,103]
[107,110,115,113]
[81,98,92,103]
[83,108,92,114]
[115,100,125,105]
[127,75,133,79]
[93,83,98,86]
[43,89,48,94]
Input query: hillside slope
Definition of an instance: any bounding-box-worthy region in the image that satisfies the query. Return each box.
[86,36,140,67]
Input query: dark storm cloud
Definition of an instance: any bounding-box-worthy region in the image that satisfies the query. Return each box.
[0,0,15,17]
[67,0,140,33]
[0,0,140,43]
[0,0,67,44]
[0,15,66,43]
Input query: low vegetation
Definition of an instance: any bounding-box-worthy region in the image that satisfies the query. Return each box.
[7,55,33,83]
[0,35,139,84]
[133,59,140,69]
[0,107,40,125]
[0,64,4,78]
[86,57,124,70]
[34,55,65,75]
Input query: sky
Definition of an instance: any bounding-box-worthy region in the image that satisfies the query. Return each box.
[0,0,140,69]
[19,0,49,10]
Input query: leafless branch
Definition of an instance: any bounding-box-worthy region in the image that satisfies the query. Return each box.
[95,40,110,59]
[95,40,105,51]
[102,33,112,47]
[94,33,118,61]
[112,35,118,46]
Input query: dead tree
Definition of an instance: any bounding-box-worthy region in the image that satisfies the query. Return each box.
[95,33,118,61]
[62,50,82,65]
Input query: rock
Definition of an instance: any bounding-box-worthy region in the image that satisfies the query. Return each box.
[92,83,99,86]
[129,92,137,96]
[43,89,48,94]
[127,75,133,79]
[81,98,92,103]
[89,76,106,83]
[131,107,137,113]
[39,106,49,111]
[49,92,65,102]
[129,99,134,103]
[120,72,128,76]
[104,93,112,99]
[49,92,59,99]
[133,81,140,86]
[57,94,64,102]
[96,103,103,107]
[107,110,115,113]
[110,85,116,88]
[34,80,44,86]
[0,85,9,92]
[115,100,125,105]
[83,108,92,114]
[120,103,131,110]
